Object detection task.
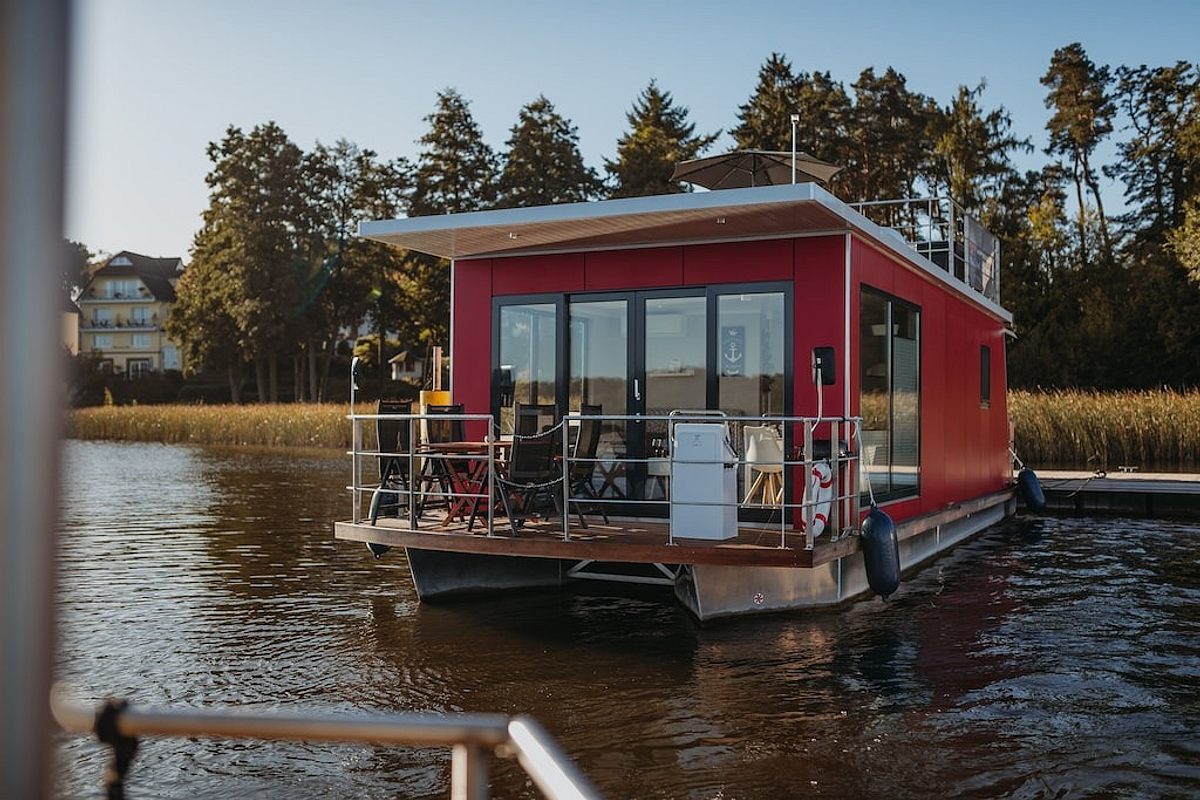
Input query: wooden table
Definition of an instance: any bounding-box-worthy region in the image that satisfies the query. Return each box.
[421,441,511,526]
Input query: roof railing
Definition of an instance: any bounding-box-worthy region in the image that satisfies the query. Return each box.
[849,196,1000,304]
[51,686,602,800]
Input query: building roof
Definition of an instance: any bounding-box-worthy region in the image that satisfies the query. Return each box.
[84,251,184,302]
[359,183,1010,323]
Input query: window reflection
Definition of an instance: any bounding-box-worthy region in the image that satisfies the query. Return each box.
[497,303,556,435]
[859,288,919,499]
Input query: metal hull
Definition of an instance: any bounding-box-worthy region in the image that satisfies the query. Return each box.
[675,499,1011,619]
[403,497,1014,619]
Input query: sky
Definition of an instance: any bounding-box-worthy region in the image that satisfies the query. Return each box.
[67,0,1200,260]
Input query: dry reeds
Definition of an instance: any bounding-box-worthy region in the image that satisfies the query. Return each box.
[1009,389,1200,471]
[68,403,363,450]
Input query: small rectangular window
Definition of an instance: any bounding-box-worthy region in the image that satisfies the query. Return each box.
[980,345,991,407]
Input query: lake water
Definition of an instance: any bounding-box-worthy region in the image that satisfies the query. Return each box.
[55,440,1200,798]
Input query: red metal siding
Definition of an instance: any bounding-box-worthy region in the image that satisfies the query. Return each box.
[791,235,847,419]
[491,253,585,296]
[450,259,492,440]
[683,238,793,285]
[584,247,683,290]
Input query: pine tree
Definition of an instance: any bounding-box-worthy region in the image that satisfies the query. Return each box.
[498,95,601,208]
[605,80,719,198]
[930,82,1029,211]
[411,88,498,215]
[1041,43,1115,263]
[732,53,800,151]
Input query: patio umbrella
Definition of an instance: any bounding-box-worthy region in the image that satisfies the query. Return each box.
[671,149,841,190]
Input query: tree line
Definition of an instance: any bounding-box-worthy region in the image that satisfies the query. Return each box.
[165,43,1200,402]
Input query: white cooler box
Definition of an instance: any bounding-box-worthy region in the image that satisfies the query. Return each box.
[670,422,738,540]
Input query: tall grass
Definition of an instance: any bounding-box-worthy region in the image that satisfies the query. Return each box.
[1009,389,1200,471]
[68,403,361,450]
[68,390,1200,471]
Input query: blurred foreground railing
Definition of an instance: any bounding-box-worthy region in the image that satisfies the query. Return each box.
[51,686,602,800]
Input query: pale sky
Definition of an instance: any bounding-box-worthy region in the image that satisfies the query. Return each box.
[67,0,1200,260]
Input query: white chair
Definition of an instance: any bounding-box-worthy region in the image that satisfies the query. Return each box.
[743,425,784,506]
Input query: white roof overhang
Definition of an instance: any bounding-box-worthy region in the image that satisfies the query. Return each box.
[359,183,1011,323]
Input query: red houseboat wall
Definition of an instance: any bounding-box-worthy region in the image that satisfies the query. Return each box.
[450,230,1008,525]
[849,236,1009,521]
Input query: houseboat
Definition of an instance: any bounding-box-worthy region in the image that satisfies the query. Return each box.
[334,179,1015,620]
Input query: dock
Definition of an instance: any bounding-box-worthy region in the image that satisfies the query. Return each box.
[1034,470,1200,518]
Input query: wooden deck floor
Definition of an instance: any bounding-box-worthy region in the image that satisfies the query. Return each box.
[334,488,1015,569]
[335,513,819,568]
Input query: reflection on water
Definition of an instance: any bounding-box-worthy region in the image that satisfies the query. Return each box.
[56,441,1200,798]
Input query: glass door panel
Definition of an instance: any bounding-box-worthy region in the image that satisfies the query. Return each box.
[497,303,557,435]
[717,291,786,503]
[569,299,629,498]
[638,294,706,502]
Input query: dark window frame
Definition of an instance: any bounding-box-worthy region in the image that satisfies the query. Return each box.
[859,285,921,503]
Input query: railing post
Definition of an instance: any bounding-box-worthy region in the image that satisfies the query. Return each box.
[803,420,815,550]
[408,417,418,531]
[450,742,489,800]
[351,415,361,524]
[561,417,571,542]
[486,421,495,537]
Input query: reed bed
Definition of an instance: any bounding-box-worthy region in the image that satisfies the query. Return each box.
[68,403,360,450]
[68,390,1200,471]
[1009,389,1200,471]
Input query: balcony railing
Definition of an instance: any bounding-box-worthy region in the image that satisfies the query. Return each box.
[850,196,1001,304]
[82,316,159,330]
[348,409,866,552]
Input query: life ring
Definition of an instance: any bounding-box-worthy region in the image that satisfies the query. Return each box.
[803,459,834,536]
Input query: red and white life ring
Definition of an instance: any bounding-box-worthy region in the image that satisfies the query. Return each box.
[803,459,834,536]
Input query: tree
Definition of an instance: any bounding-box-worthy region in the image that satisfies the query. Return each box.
[605,80,719,198]
[930,82,1029,212]
[733,55,854,174]
[732,53,801,151]
[1041,43,1116,263]
[181,122,309,402]
[1109,62,1199,252]
[844,67,938,210]
[60,239,92,301]
[165,239,247,401]
[410,88,498,216]
[402,89,500,364]
[497,95,602,207]
[302,140,411,400]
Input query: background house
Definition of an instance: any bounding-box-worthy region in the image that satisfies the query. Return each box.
[62,296,80,355]
[77,251,185,376]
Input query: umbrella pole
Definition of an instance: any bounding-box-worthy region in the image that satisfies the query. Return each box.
[791,114,799,184]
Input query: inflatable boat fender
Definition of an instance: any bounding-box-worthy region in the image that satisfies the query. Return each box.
[1017,467,1046,513]
[861,506,901,599]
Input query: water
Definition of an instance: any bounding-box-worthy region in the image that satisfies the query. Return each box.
[56,440,1200,798]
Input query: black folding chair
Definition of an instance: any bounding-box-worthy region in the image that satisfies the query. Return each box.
[569,404,607,526]
[368,399,414,525]
[496,406,563,535]
[418,403,465,512]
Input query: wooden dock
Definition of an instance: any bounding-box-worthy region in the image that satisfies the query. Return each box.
[1034,470,1200,517]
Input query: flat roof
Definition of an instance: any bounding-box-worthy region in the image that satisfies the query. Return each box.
[359,183,1011,322]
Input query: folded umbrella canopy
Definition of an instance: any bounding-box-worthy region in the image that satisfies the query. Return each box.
[671,149,841,190]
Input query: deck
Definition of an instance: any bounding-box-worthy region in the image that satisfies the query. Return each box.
[334,489,1014,570]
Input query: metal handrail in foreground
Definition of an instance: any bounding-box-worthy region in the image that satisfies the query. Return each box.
[51,686,602,800]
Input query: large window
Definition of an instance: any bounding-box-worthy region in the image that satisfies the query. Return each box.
[860,288,920,500]
[716,292,785,417]
[496,302,558,435]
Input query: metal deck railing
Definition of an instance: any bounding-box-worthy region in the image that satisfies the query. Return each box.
[348,410,867,551]
[850,196,1001,303]
[51,686,601,800]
